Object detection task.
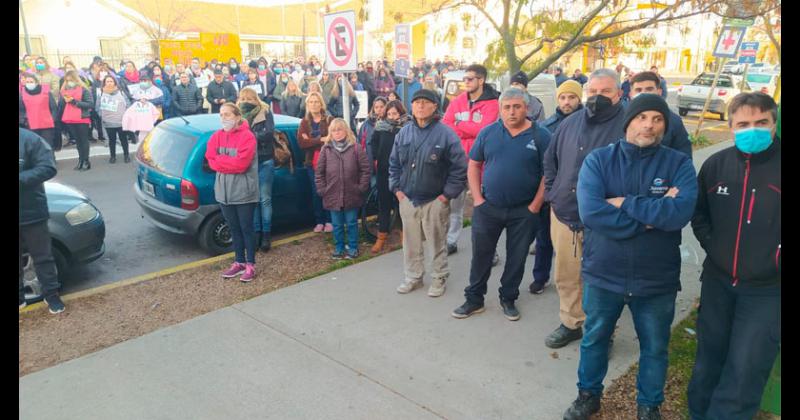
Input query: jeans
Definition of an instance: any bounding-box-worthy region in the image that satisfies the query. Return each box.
[532,204,554,283]
[220,203,257,264]
[330,208,359,254]
[578,284,676,407]
[307,166,331,224]
[465,202,539,305]
[105,127,129,158]
[64,123,90,162]
[253,159,275,234]
[19,221,60,300]
[687,275,781,420]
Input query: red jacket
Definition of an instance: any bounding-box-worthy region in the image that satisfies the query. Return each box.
[205,120,257,174]
[442,84,500,156]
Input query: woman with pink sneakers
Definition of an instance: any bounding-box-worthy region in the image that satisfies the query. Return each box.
[205,103,259,282]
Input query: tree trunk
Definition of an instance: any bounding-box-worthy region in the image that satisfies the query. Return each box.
[505,36,520,75]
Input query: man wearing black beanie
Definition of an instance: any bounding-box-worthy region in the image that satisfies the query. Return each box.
[562,92,698,420]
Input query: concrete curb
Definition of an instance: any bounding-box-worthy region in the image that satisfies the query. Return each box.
[20,230,318,314]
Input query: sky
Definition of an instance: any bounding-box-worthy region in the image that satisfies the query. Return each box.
[193,0,334,7]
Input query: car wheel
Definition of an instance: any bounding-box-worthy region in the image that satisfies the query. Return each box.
[199,212,233,255]
[679,108,689,117]
[21,245,67,304]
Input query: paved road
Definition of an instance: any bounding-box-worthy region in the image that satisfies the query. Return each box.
[52,155,211,294]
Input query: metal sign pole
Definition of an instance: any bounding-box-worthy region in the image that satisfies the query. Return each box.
[739,63,750,91]
[694,59,724,139]
[342,75,351,130]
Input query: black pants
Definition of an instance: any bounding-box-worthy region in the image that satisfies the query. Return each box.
[376,171,396,233]
[53,121,64,150]
[465,202,539,304]
[90,109,105,140]
[687,275,781,420]
[64,123,90,162]
[32,128,57,152]
[19,221,60,301]
[105,127,129,158]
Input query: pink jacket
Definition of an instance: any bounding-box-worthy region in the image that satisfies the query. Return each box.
[442,85,500,156]
[122,102,160,132]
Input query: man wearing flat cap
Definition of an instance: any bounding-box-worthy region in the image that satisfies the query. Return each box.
[562,93,698,420]
[389,89,467,297]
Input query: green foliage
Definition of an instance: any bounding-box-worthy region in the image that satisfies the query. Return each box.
[690,133,712,148]
[463,218,472,228]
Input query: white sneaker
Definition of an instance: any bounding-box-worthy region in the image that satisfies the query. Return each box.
[396,279,423,294]
[428,277,446,297]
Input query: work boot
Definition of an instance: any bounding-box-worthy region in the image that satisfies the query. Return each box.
[371,232,388,253]
[546,324,583,348]
[563,390,601,420]
[637,405,662,420]
[500,300,520,321]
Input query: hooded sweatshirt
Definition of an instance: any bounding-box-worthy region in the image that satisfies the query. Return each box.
[442,84,500,155]
[96,88,130,128]
[205,120,259,205]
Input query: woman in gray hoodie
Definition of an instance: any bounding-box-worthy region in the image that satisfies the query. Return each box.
[96,75,131,163]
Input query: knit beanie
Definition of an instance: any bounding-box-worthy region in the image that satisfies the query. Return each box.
[623,93,670,133]
[511,71,529,87]
[556,80,583,100]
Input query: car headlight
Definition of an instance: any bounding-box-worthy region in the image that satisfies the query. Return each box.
[65,202,99,226]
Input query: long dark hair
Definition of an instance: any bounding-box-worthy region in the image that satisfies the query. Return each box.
[384,100,407,118]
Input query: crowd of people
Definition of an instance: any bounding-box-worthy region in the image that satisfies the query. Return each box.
[20,52,780,420]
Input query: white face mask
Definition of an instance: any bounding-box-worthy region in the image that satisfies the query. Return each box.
[25,83,37,90]
[221,118,236,131]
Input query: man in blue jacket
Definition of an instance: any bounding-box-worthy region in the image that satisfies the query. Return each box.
[543,69,627,349]
[629,71,692,158]
[563,94,697,420]
[19,128,65,314]
[389,89,467,297]
[451,88,550,320]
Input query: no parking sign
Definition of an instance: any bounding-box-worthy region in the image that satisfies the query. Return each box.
[324,11,358,73]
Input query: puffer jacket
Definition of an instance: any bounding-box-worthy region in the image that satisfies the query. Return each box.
[577,139,697,297]
[315,141,371,211]
[172,83,203,116]
[281,94,306,119]
[205,120,259,205]
[19,128,57,225]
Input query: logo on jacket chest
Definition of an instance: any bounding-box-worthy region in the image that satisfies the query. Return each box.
[649,177,669,195]
[716,185,730,196]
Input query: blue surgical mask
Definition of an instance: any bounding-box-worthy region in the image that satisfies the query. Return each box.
[258,65,266,71]
[734,127,773,154]
[274,68,283,74]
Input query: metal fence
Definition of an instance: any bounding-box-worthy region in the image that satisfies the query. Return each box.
[26,49,154,71]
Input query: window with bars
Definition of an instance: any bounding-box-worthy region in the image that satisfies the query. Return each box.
[248,43,262,59]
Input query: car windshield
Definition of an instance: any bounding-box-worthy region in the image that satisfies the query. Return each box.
[692,74,733,88]
[137,127,198,177]
[747,74,773,83]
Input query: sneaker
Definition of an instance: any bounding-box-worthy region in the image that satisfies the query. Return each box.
[324,223,334,232]
[396,278,423,294]
[500,300,520,321]
[447,243,458,255]
[332,250,345,260]
[313,224,324,233]
[546,324,584,348]
[563,390,601,420]
[427,277,446,297]
[19,298,26,309]
[451,301,485,319]
[44,294,65,314]
[529,280,550,294]
[240,264,256,282]
[221,262,246,278]
[345,250,359,260]
[491,252,500,266]
[637,405,662,420]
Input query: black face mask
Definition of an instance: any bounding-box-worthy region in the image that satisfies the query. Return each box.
[585,94,614,119]
[240,102,257,113]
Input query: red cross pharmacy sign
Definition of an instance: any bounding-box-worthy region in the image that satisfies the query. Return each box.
[713,26,746,58]
[324,11,358,72]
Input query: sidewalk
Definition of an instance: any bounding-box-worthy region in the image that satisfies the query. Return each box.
[20,143,731,419]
